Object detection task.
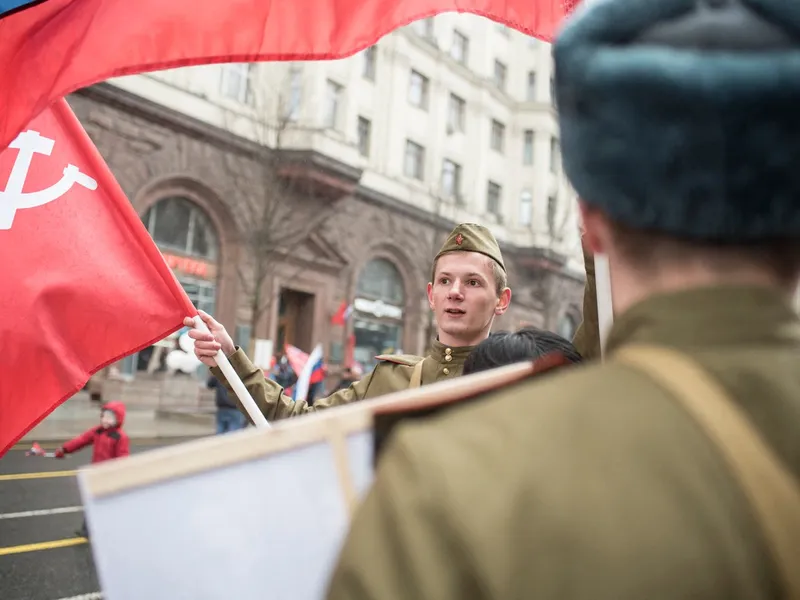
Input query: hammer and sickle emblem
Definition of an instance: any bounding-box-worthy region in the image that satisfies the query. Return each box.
[0,130,98,230]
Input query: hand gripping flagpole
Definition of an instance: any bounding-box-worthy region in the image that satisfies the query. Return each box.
[193,316,270,429]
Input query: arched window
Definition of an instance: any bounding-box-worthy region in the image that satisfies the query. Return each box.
[356,258,405,306]
[353,258,406,370]
[557,311,578,340]
[143,196,218,260]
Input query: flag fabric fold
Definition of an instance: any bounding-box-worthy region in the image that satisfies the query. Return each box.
[0,99,195,456]
[0,0,579,151]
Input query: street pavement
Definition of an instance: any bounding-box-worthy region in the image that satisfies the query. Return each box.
[21,395,214,443]
[0,438,205,600]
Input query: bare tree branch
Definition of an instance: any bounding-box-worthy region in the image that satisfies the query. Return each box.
[220,65,339,353]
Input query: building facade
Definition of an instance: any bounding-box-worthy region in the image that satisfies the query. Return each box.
[75,15,586,392]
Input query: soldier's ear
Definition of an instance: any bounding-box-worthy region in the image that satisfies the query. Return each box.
[495,287,511,315]
[578,200,608,255]
[426,282,435,309]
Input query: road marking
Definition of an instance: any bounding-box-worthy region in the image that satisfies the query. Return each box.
[0,470,77,482]
[0,506,83,519]
[54,593,102,600]
[0,536,88,556]
[12,437,200,451]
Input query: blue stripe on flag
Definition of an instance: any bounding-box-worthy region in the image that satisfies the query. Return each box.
[0,0,44,19]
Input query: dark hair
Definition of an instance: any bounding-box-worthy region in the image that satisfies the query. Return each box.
[463,326,583,375]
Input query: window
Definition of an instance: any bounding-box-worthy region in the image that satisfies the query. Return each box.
[220,64,251,103]
[286,66,302,121]
[180,278,217,317]
[408,70,430,109]
[441,159,462,200]
[324,80,343,128]
[451,31,469,64]
[353,259,406,369]
[519,190,533,226]
[413,17,435,39]
[404,140,425,180]
[493,60,507,90]
[550,137,560,173]
[143,197,218,260]
[357,258,405,305]
[487,181,502,215]
[357,116,371,157]
[363,46,377,80]
[547,194,558,232]
[490,119,505,153]
[527,71,537,101]
[447,94,466,133]
[523,130,534,165]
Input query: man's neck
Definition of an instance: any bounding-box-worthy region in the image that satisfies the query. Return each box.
[436,331,490,348]
[611,260,795,316]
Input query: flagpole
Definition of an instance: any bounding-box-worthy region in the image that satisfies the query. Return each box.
[193,317,270,429]
[594,253,614,358]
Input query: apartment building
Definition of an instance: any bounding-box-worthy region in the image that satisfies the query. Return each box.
[72,14,585,383]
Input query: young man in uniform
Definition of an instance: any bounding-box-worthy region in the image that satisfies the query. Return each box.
[187,223,528,421]
[326,1,800,598]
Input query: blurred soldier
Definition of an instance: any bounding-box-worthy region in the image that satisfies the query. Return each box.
[326,1,800,598]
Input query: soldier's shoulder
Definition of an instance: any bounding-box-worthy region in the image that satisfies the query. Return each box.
[398,361,656,454]
[374,354,424,368]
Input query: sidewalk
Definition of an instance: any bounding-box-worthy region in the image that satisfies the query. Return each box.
[21,393,215,443]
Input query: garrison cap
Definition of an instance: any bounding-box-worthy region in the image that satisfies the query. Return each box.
[434,223,505,272]
[554,0,800,241]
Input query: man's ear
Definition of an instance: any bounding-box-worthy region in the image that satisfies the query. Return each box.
[426,282,434,310]
[495,287,511,315]
[578,200,610,256]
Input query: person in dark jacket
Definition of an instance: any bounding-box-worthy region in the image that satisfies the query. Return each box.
[208,376,246,434]
[55,401,129,538]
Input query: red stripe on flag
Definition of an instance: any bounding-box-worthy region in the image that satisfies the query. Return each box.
[0,0,579,150]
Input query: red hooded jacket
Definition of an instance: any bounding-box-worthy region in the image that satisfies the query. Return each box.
[61,401,130,463]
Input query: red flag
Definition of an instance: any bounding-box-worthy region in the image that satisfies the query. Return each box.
[283,344,310,378]
[330,301,353,326]
[0,99,195,456]
[0,0,579,150]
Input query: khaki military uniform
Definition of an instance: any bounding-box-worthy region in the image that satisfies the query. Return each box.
[326,286,800,599]
[211,339,477,422]
[210,221,582,423]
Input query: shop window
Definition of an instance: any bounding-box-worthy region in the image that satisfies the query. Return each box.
[133,197,221,374]
[354,259,406,370]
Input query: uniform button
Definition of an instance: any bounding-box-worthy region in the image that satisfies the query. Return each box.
[443,368,450,375]
[445,348,452,355]
[445,355,452,362]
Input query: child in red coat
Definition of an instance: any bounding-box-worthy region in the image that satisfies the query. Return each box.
[55,401,130,537]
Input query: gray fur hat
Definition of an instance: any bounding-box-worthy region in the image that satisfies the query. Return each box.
[554,0,800,241]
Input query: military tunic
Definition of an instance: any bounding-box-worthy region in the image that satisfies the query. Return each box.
[210,339,476,422]
[326,286,800,600]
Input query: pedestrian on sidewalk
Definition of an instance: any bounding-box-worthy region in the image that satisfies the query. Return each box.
[54,401,130,538]
[207,376,246,434]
